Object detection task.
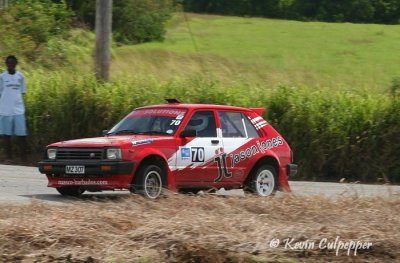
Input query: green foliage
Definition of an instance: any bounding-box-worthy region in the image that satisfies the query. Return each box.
[390,77,400,97]
[25,72,400,183]
[0,0,72,63]
[183,0,400,24]
[113,0,173,44]
[266,87,399,183]
[65,0,96,27]
[66,0,173,44]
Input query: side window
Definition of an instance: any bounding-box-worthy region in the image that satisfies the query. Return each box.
[243,115,260,138]
[219,112,259,138]
[185,111,217,137]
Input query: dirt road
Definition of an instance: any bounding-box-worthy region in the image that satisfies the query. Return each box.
[0,164,399,203]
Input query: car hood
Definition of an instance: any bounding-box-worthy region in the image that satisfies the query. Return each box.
[48,135,170,148]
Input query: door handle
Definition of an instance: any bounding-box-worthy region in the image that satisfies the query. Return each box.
[211,140,219,144]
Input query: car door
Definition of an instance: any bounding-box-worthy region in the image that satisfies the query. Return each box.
[174,110,222,185]
[218,111,260,184]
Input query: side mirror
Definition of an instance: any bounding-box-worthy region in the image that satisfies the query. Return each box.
[102,129,109,136]
[180,129,197,138]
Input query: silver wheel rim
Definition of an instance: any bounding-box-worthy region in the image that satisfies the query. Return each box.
[144,171,162,199]
[256,170,275,196]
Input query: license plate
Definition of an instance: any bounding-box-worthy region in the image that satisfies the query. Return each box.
[65,165,85,174]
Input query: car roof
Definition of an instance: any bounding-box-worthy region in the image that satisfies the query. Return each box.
[136,103,253,112]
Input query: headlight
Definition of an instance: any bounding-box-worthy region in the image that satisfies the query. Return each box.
[106,148,121,160]
[47,148,57,160]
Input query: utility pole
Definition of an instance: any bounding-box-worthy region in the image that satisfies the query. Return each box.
[0,0,9,9]
[95,0,112,82]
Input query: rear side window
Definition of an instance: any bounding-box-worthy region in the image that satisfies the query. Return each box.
[243,115,260,137]
[218,112,259,138]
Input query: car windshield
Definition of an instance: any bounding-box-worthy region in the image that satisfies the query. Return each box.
[107,108,187,136]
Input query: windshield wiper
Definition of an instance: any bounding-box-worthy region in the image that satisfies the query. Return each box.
[135,130,169,135]
[108,130,169,136]
[107,129,139,135]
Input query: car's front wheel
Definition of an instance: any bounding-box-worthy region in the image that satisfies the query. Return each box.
[246,165,277,197]
[56,186,85,197]
[134,164,164,199]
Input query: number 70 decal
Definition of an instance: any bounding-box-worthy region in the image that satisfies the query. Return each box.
[170,120,181,125]
[191,147,205,162]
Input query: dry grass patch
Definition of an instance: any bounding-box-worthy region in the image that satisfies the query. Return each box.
[0,194,399,263]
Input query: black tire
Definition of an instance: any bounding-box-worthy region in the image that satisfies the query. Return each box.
[245,164,277,197]
[133,164,164,199]
[179,188,204,195]
[56,186,85,197]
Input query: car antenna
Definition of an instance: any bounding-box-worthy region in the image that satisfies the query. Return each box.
[165,98,180,104]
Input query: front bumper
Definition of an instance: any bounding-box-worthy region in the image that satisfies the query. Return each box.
[38,160,134,176]
[287,164,298,177]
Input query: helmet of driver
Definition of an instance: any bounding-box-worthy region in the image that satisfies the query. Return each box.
[187,113,209,132]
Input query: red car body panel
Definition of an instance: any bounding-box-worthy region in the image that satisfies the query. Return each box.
[38,103,296,193]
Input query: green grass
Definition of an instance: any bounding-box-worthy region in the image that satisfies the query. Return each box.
[111,13,400,92]
[6,13,400,91]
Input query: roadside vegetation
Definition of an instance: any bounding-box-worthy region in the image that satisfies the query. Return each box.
[0,0,72,67]
[24,72,400,183]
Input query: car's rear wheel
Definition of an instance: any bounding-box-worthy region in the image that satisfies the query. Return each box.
[56,186,85,197]
[134,164,164,199]
[246,164,277,197]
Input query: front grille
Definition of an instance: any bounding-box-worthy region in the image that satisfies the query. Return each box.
[56,148,104,160]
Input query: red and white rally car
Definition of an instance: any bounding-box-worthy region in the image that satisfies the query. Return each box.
[38,99,297,198]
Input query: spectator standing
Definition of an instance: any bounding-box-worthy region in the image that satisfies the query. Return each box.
[0,55,27,162]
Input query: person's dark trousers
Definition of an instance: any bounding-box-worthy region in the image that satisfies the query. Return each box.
[2,136,27,161]
[2,135,12,159]
[18,136,28,162]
